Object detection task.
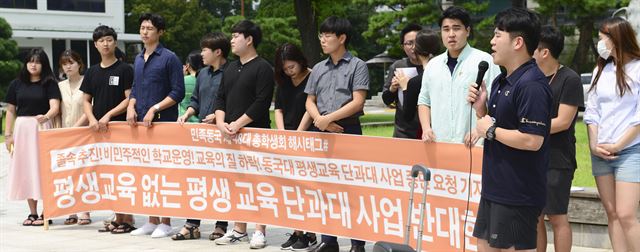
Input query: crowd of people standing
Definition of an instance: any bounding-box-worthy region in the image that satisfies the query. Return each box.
[3,6,639,252]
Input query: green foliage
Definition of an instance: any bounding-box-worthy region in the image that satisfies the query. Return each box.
[361,1,441,59]
[126,0,216,60]
[0,17,21,100]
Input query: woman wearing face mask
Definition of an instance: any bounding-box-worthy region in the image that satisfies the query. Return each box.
[584,17,640,252]
[57,49,93,225]
[3,48,61,226]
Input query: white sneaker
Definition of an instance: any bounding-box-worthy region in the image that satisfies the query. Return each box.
[150,223,173,238]
[130,222,157,236]
[250,231,267,249]
[215,230,249,245]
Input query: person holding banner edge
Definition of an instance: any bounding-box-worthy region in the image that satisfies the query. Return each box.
[467,8,551,251]
[174,32,231,242]
[213,20,274,249]
[126,13,185,238]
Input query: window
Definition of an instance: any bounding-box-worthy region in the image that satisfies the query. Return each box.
[47,0,105,13]
[0,0,37,9]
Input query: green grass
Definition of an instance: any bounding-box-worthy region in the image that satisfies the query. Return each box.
[361,121,596,188]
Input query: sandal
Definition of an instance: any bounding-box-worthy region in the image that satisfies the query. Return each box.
[32,215,51,226]
[78,218,92,225]
[23,214,38,226]
[208,225,227,241]
[172,225,201,240]
[98,221,119,232]
[111,223,136,234]
[64,215,78,225]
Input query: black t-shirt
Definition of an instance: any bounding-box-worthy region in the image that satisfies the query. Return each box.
[4,78,61,116]
[80,61,133,121]
[275,74,309,130]
[214,57,274,128]
[548,66,584,170]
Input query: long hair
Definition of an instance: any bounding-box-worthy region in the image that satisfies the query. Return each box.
[185,50,204,75]
[18,48,57,84]
[590,17,640,96]
[58,49,85,77]
[274,43,308,86]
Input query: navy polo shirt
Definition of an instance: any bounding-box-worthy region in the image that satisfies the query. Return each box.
[482,59,552,208]
[131,44,185,122]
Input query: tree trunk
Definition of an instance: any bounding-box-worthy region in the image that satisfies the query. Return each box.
[294,0,322,65]
[572,20,595,73]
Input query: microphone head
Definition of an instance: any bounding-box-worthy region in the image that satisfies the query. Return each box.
[478,61,489,71]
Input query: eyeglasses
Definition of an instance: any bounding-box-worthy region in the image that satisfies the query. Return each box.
[403,40,415,47]
[318,33,336,40]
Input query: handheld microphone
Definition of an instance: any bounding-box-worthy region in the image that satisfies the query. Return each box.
[474,61,489,91]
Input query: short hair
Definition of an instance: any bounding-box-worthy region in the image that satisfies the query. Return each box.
[92,25,117,42]
[274,43,308,86]
[320,16,352,46]
[138,13,166,31]
[58,49,85,74]
[494,8,541,56]
[400,23,423,45]
[18,48,57,84]
[414,29,442,58]
[231,20,262,49]
[439,6,471,29]
[200,32,231,58]
[538,25,564,59]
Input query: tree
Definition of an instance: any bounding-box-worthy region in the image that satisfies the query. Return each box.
[0,17,21,100]
[535,0,629,73]
[294,0,322,64]
[125,0,215,60]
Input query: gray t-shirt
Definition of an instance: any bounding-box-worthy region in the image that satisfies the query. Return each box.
[305,51,369,118]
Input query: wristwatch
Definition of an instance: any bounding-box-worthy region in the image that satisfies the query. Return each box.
[153,104,161,112]
[486,125,497,141]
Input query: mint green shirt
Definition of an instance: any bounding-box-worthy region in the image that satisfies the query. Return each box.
[417,44,501,144]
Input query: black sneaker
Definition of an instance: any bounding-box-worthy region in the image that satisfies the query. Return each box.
[310,242,339,252]
[291,232,310,251]
[281,233,300,250]
[306,232,317,247]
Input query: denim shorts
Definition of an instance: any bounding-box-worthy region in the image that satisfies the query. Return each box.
[591,142,640,182]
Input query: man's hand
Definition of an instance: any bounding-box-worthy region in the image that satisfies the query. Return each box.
[202,113,216,124]
[313,115,332,131]
[467,81,488,114]
[126,106,137,127]
[464,129,480,148]
[98,114,111,131]
[143,109,155,128]
[476,115,494,139]
[421,128,436,143]
[325,122,344,133]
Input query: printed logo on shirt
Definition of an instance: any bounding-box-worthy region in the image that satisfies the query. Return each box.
[109,76,120,86]
[520,117,546,127]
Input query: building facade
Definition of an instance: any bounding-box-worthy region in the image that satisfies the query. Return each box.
[0,0,140,76]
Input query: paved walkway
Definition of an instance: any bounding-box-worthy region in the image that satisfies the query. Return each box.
[0,144,610,252]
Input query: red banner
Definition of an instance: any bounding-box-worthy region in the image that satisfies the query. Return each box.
[38,122,483,251]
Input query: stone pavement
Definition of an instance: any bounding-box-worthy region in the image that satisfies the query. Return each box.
[0,145,611,252]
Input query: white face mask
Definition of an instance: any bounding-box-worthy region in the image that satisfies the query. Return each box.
[597,40,611,59]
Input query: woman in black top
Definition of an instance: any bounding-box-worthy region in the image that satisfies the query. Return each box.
[3,48,61,226]
[273,43,317,250]
[274,43,313,131]
[394,29,442,139]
